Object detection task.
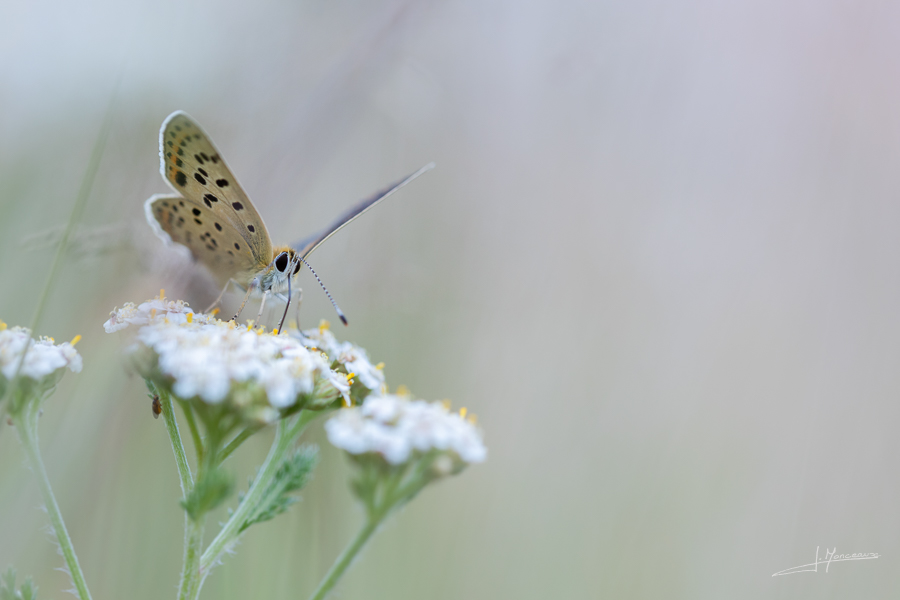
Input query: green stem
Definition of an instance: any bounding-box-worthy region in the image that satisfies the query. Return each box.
[161,391,193,494]
[198,410,317,578]
[178,399,204,464]
[159,391,205,600]
[307,515,383,600]
[308,459,433,600]
[14,407,93,600]
[218,424,262,463]
[178,517,204,600]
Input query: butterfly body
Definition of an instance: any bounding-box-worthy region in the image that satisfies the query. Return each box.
[145,110,434,319]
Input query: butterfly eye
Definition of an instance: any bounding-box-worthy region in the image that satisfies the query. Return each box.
[275,252,289,272]
[292,259,301,275]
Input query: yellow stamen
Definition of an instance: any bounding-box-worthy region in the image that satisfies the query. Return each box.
[150,308,157,319]
[159,288,165,299]
[380,383,388,395]
[70,334,82,346]
[211,307,220,316]
[272,328,278,335]
[441,399,451,410]
[375,362,385,370]
[459,407,467,419]
[467,414,478,425]
[396,384,410,396]
[0,319,6,331]
[186,312,193,323]
[318,319,330,333]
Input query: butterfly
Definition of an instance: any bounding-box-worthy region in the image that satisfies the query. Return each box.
[145,111,433,328]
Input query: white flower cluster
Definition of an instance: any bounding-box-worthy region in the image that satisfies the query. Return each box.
[105,298,393,419]
[295,323,385,391]
[325,394,487,466]
[136,319,346,409]
[0,324,82,382]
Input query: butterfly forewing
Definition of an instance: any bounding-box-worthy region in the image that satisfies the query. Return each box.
[157,111,273,277]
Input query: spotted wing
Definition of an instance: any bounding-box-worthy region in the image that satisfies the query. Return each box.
[157,111,272,272]
[145,194,261,286]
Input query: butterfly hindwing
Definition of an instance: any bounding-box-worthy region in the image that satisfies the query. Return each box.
[145,193,260,285]
[158,111,273,274]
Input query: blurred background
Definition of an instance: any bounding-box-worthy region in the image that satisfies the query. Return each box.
[2,0,900,597]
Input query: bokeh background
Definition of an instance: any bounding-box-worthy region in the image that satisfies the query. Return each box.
[3,0,900,598]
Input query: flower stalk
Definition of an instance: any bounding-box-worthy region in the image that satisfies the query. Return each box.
[199,409,318,580]
[11,404,93,600]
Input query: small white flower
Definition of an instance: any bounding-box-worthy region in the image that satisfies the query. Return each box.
[325,394,487,466]
[104,297,193,333]
[0,325,82,383]
[295,323,385,392]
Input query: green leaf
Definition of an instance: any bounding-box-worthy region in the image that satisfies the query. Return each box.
[0,567,37,600]
[181,468,234,521]
[17,579,36,600]
[239,446,318,533]
[0,568,15,600]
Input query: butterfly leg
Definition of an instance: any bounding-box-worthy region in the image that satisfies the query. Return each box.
[255,289,270,326]
[206,278,237,313]
[232,278,258,322]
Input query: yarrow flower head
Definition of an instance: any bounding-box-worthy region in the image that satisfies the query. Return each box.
[0,320,82,414]
[327,392,486,495]
[106,296,383,426]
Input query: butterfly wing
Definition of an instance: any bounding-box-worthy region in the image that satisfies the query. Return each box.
[145,193,261,285]
[292,163,434,258]
[153,111,273,282]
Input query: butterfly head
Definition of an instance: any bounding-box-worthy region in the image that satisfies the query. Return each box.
[259,246,301,294]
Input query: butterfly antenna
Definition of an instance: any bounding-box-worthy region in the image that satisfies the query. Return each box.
[294,254,348,325]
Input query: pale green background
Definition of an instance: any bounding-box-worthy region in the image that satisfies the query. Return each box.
[2,0,899,598]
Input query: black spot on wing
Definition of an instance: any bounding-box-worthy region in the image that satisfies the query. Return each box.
[247,225,255,232]
[232,202,243,210]
[175,171,187,186]
[216,179,229,187]
[214,222,222,231]
[234,242,240,250]
[194,173,206,185]
[192,208,201,216]
[198,168,208,177]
